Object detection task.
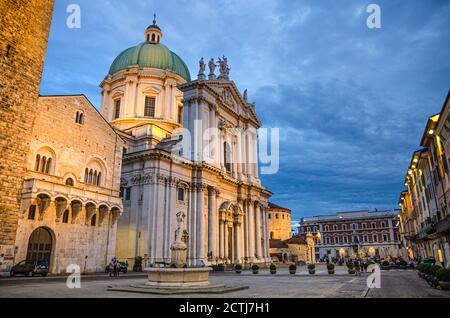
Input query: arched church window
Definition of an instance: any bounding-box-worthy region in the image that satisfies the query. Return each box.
[45,158,52,174]
[62,210,69,223]
[270,232,274,240]
[35,155,41,171]
[147,34,150,42]
[144,96,156,117]
[40,156,47,173]
[114,99,121,119]
[84,159,106,186]
[151,34,155,42]
[75,111,84,124]
[65,178,74,187]
[34,147,56,175]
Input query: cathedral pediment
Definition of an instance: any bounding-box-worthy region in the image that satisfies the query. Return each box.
[197,81,262,127]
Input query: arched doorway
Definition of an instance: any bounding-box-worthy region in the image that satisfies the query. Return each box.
[27,227,53,266]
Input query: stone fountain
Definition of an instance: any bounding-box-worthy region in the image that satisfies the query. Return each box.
[108,212,248,294]
[144,212,212,288]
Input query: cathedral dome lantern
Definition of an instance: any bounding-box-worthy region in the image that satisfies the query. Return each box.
[145,15,163,44]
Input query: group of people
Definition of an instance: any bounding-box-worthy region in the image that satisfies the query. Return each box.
[105,257,127,277]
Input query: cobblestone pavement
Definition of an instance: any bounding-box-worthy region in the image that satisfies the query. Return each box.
[366,269,450,298]
[0,266,449,298]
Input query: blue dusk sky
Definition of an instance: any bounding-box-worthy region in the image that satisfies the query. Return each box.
[40,0,450,225]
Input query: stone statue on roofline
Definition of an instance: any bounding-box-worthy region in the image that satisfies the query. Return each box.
[198,57,206,80]
[217,55,230,80]
[208,58,216,80]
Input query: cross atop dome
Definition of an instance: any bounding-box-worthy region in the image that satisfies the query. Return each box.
[145,14,162,44]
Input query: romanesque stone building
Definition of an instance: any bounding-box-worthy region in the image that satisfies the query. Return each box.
[101,20,272,267]
[268,203,292,241]
[13,95,124,273]
[0,0,54,274]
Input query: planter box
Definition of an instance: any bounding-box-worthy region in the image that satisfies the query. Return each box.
[328,270,335,275]
[252,270,259,275]
[308,270,316,275]
[270,270,276,275]
[289,270,297,275]
[235,270,242,274]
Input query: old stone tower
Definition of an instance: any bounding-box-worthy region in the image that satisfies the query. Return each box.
[0,0,54,271]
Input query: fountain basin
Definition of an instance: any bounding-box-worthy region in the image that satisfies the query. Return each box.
[144,267,212,288]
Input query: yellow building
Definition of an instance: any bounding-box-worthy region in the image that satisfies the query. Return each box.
[268,203,292,241]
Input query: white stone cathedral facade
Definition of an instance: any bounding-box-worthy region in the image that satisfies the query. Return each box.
[100,20,272,267]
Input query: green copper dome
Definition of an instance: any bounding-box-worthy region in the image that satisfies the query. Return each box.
[108,42,191,81]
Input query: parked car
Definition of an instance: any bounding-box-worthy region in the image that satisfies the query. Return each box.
[10,259,49,277]
[422,258,436,265]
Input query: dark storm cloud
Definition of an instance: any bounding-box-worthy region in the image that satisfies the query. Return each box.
[40,0,450,221]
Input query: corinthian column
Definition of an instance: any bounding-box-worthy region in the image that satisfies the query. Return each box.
[207,187,217,260]
[255,202,262,261]
[196,183,205,266]
[248,200,255,261]
[219,215,224,260]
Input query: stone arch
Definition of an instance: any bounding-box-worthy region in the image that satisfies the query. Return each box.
[26,226,55,268]
[34,145,57,175]
[54,196,69,221]
[70,199,83,224]
[84,156,107,186]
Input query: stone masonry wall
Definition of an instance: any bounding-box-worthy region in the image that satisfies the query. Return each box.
[0,0,54,269]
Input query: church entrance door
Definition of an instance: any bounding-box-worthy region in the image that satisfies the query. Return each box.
[27,227,53,266]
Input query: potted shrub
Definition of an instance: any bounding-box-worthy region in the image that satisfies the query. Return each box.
[416,263,425,278]
[289,264,297,275]
[251,264,259,275]
[429,264,441,278]
[423,264,432,279]
[347,262,355,274]
[269,264,277,275]
[436,268,450,291]
[133,256,143,272]
[381,260,391,270]
[327,263,335,275]
[235,264,242,274]
[307,264,316,275]
[399,260,408,270]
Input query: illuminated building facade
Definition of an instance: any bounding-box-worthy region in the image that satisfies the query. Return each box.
[399,91,450,267]
[299,210,401,261]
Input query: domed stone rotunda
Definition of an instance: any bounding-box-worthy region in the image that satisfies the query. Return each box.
[100,17,190,144]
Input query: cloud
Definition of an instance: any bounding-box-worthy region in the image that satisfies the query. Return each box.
[40,0,450,222]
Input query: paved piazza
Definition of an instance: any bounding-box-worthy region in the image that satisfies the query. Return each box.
[0,265,449,298]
